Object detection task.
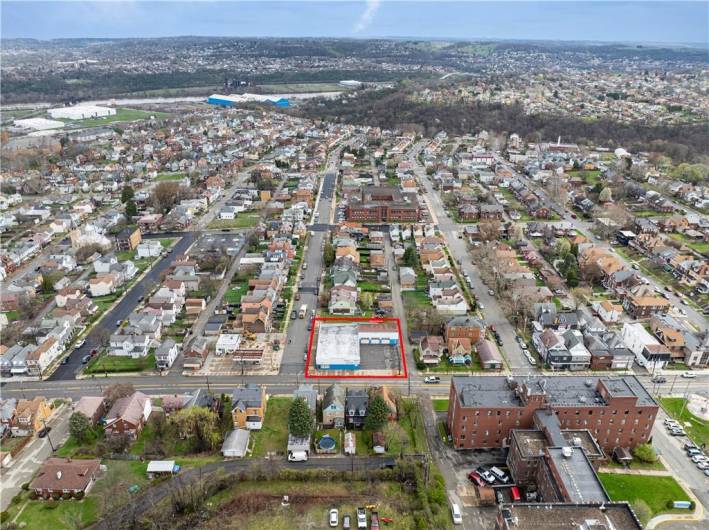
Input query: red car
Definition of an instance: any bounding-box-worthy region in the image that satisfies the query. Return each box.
[467,471,484,487]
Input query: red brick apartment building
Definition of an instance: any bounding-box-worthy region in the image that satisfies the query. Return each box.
[345,186,419,222]
[447,376,658,452]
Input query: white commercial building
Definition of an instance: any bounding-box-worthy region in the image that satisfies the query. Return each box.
[315,323,360,370]
[48,105,117,120]
[216,333,242,356]
[13,118,66,131]
[621,322,669,371]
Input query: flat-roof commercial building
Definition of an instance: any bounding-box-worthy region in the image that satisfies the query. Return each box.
[495,503,642,530]
[315,321,400,370]
[447,375,658,452]
[346,186,419,223]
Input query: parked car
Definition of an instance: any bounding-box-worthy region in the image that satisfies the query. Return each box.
[370,511,379,530]
[291,310,297,320]
[488,289,495,296]
[356,507,367,529]
[451,503,463,525]
[651,376,667,383]
[490,466,510,484]
[424,376,441,384]
[329,508,339,527]
[342,514,351,529]
[37,427,51,438]
[81,355,92,364]
[467,471,484,487]
[75,339,86,349]
[476,466,495,484]
[61,357,70,365]
[686,448,702,456]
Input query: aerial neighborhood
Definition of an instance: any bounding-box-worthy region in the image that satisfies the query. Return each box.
[0,26,707,530]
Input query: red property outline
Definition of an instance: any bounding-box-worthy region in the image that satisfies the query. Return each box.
[305,316,408,379]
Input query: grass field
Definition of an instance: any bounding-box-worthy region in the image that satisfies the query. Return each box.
[84,353,156,374]
[250,397,292,457]
[208,212,261,229]
[432,399,449,412]
[155,172,187,181]
[254,82,343,93]
[660,397,709,447]
[57,107,169,127]
[598,473,691,524]
[670,233,709,255]
[223,283,248,305]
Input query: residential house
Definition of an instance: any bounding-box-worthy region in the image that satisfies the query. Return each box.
[419,335,445,365]
[155,339,178,370]
[89,273,118,297]
[322,384,345,428]
[592,300,623,323]
[104,392,152,438]
[73,397,106,425]
[113,226,142,252]
[623,295,670,319]
[31,458,101,499]
[231,384,266,430]
[183,337,209,370]
[398,267,416,291]
[293,384,318,413]
[476,339,503,370]
[444,316,485,344]
[448,337,473,365]
[621,322,671,370]
[345,388,368,428]
[12,397,52,436]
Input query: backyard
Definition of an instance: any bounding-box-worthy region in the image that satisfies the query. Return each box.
[660,397,709,447]
[597,473,691,525]
[250,397,292,457]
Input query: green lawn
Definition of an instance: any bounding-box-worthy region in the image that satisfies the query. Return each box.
[358,280,389,293]
[660,397,709,447]
[159,238,176,248]
[2,310,20,323]
[115,249,136,261]
[425,356,483,373]
[55,430,104,458]
[92,293,120,313]
[208,212,261,229]
[155,172,187,181]
[670,233,709,255]
[598,473,691,524]
[223,283,248,305]
[250,397,292,457]
[402,289,432,308]
[84,353,156,374]
[432,399,449,413]
[57,107,169,127]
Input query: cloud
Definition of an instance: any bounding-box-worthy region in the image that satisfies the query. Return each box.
[353,0,380,33]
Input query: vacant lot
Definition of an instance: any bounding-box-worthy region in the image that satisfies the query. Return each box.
[661,397,709,447]
[598,473,691,525]
[201,479,443,530]
[208,212,261,229]
[250,397,292,457]
[85,353,156,374]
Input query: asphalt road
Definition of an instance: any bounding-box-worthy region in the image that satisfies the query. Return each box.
[49,232,197,380]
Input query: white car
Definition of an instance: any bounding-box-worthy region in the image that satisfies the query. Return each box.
[697,462,709,470]
[451,503,463,525]
[329,508,339,527]
[424,376,441,384]
[681,372,696,379]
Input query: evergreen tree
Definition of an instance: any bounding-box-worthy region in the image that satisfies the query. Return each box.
[365,395,389,431]
[288,397,314,438]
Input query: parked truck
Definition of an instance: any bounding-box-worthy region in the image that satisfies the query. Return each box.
[299,304,308,319]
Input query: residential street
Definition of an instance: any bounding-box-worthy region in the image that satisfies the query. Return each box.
[0,405,71,511]
[407,142,532,373]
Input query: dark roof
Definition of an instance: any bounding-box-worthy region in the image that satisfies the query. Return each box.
[497,503,642,529]
[546,447,608,503]
[452,375,656,408]
[231,384,262,412]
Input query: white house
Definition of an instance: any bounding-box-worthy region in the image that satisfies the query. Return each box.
[108,334,151,358]
[94,254,118,274]
[136,240,163,258]
[621,322,670,371]
[89,274,118,297]
[155,339,178,370]
[593,300,623,323]
[216,333,242,356]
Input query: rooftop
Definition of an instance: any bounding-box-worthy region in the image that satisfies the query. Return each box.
[497,502,642,529]
[546,446,608,503]
[452,375,655,409]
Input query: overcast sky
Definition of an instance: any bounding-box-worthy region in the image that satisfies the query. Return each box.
[2,1,707,45]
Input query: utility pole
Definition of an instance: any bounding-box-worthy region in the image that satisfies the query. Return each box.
[41,418,55,452]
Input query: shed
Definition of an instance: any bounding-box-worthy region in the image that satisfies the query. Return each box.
[147,460,180,478]
[221,429,250,458]
[372,432,386,454]
[344,432,356,455]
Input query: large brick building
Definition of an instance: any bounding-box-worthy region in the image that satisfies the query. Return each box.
[345,186,419,222]
[447,375,658,452]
